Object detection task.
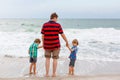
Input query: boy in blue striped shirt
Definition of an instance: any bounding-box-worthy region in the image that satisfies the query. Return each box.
[67,39,79,75]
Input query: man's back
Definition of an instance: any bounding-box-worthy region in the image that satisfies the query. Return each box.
[41,21,63,50]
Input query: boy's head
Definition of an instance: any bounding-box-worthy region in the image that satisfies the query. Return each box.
[72,39,79,46]
[50,12,58,22]
[34,38,41,44]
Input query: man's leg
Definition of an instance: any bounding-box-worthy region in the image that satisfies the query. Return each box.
[45,50,51,77]
[52,49,60,77]
[52,59,57,77]
[45,58,50,77]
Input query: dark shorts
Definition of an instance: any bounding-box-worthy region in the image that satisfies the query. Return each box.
[30,57,37,63]
[45,49,60,59]
[69,59,76,67]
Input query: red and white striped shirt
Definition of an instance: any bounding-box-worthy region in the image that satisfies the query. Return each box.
[41,20,63,50]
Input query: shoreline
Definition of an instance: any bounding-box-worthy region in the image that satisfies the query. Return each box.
[1,75,120,80]
[0,56,120,79]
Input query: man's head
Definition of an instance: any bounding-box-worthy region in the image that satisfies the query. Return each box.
[50,12,58,22]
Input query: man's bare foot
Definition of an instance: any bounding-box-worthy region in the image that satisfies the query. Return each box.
[34,72,36,75]
[52,74,56,77]
[68,73,71,75]
[45,74,50,77]
[29,72,33,74]
[71,73,74,75]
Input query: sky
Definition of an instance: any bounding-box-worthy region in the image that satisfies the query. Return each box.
[0,0,120,18]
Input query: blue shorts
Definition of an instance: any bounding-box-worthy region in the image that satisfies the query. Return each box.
[69,59,76,67]
[30,57,37,63]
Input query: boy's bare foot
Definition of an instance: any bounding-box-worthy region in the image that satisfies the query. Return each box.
[52,74,56,77]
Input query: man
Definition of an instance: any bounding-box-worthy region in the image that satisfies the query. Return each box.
[41,13,68,77]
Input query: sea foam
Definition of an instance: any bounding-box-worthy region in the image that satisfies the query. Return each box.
[0,28,120,61]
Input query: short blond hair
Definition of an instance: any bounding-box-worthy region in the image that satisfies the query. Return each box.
[72,39,79,45]
[34,38,41,44]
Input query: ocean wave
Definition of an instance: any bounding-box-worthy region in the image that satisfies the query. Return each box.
[0,28,120,61]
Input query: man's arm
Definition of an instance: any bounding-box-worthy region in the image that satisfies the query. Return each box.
[60,33,69,47]
[42,34,44,46]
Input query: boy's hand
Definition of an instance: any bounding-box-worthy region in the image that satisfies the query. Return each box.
[38,46,43,48]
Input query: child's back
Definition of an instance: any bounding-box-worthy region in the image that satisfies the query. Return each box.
[29,43,39,58]
[28,38,42,75]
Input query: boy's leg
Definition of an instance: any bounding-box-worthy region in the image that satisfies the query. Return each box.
[69,59,73,75]
[69,66,72,75]
[71,67,74,75]
[33,63,36,74]
[45,58,50,77]
[29,63,33,74]
[29,57,34,74]
[71,60,75,75]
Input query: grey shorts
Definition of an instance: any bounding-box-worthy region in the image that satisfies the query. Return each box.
[69,59,76,67]
[30,57,37,63]
[45,49,60,59]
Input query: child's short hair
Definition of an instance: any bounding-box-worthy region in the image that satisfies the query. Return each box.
[34,38,41,44]
[72,39,79,45]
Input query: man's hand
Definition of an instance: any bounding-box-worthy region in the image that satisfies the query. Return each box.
[67,44,72,52]
[66,42,69,47]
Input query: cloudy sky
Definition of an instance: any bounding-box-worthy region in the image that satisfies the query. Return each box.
[0,0,120,18]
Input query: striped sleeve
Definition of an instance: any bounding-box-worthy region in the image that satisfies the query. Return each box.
[59,24,63,34]
[41,24,45,34]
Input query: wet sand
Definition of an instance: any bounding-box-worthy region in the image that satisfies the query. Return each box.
[1,75,120,80]
[0,56,120,80]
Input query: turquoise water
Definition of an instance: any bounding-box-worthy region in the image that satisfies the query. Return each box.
[59,19,120,29]
[0,19,120,32]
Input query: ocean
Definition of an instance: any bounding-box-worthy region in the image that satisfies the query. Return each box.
[0,19,120,61]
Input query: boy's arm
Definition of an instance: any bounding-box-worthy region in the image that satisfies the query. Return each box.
[67,45,72,52]
[71,47,77,52]
[38,46,43,49]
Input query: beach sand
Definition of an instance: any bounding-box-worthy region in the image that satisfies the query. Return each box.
[0,56,120,80]
[1,75,120,80]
